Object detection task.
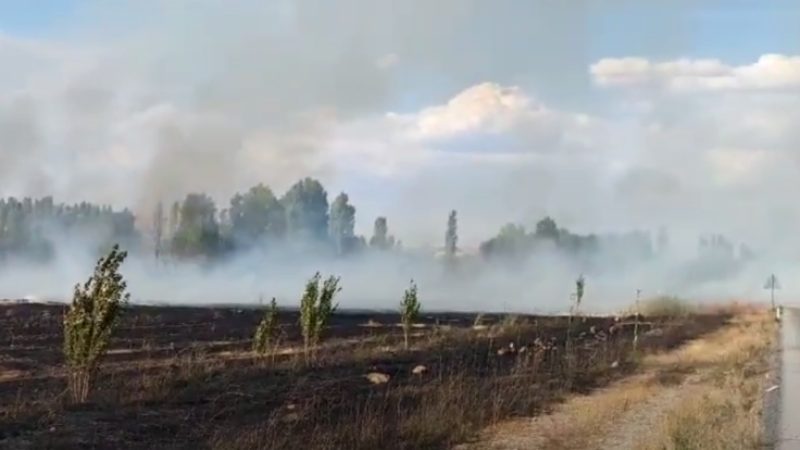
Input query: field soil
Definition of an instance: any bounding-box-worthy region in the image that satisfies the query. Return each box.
[0,303,732,450]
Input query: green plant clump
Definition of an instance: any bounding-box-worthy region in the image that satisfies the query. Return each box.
[63,244,130,404]
[253,297,280,356]
[299,272,341,360]
[400,280,421,350]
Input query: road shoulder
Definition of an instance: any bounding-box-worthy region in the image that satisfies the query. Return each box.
[455,308,776,450]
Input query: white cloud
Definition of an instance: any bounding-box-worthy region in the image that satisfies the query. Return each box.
[591,54,800,92]
[390,83,536,141]
[388,83,603,162]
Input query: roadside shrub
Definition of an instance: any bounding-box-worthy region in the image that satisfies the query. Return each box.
[63,244,130,404]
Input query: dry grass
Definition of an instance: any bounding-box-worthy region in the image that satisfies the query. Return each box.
[500,378,659,449]
[465,303,776,450]
[635,308,776,450]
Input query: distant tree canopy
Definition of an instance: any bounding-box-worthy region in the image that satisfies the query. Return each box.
[0,178,755,272]
[478,216,755,273]
[0,177,386,265]
[479,217,608,262]
[0,197,138,264]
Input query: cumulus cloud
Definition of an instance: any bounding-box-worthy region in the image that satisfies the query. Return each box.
[386,83,601,158]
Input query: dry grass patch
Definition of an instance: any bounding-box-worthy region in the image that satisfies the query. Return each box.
[513,378,658,449]
[635,308,776,450]
[472,305,775,450]
[643,309,772,370]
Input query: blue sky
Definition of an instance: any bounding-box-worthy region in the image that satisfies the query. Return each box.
[387,0,799,113]
[2,0,797,107]
[0,0,76,37]
[591,1,800,62]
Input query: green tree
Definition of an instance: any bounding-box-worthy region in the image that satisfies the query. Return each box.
[369,216,393,250]
[152,201,166,263]
[63,244,130,403]
[281,178,330,242]
[253,297,280,356]
[229,183,286,247]
[534,216,559,241]
[315,276,340,345]
[399,280,421,350]
[299,272,341,360]
[479,223,529,261]
[168,201,181,237]
[171,193,222,259]
[329,192,356,256]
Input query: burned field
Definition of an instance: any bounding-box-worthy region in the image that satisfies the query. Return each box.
[0,302,731,450]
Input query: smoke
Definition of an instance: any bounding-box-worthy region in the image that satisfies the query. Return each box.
[0,1,798,311]
[0,220,790,314]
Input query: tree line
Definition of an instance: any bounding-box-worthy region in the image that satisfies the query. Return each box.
[0,177,755,271]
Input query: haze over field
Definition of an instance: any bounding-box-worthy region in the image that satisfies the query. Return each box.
[0,1,799,312]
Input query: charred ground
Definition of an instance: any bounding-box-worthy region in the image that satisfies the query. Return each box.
[0,302,731,450]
